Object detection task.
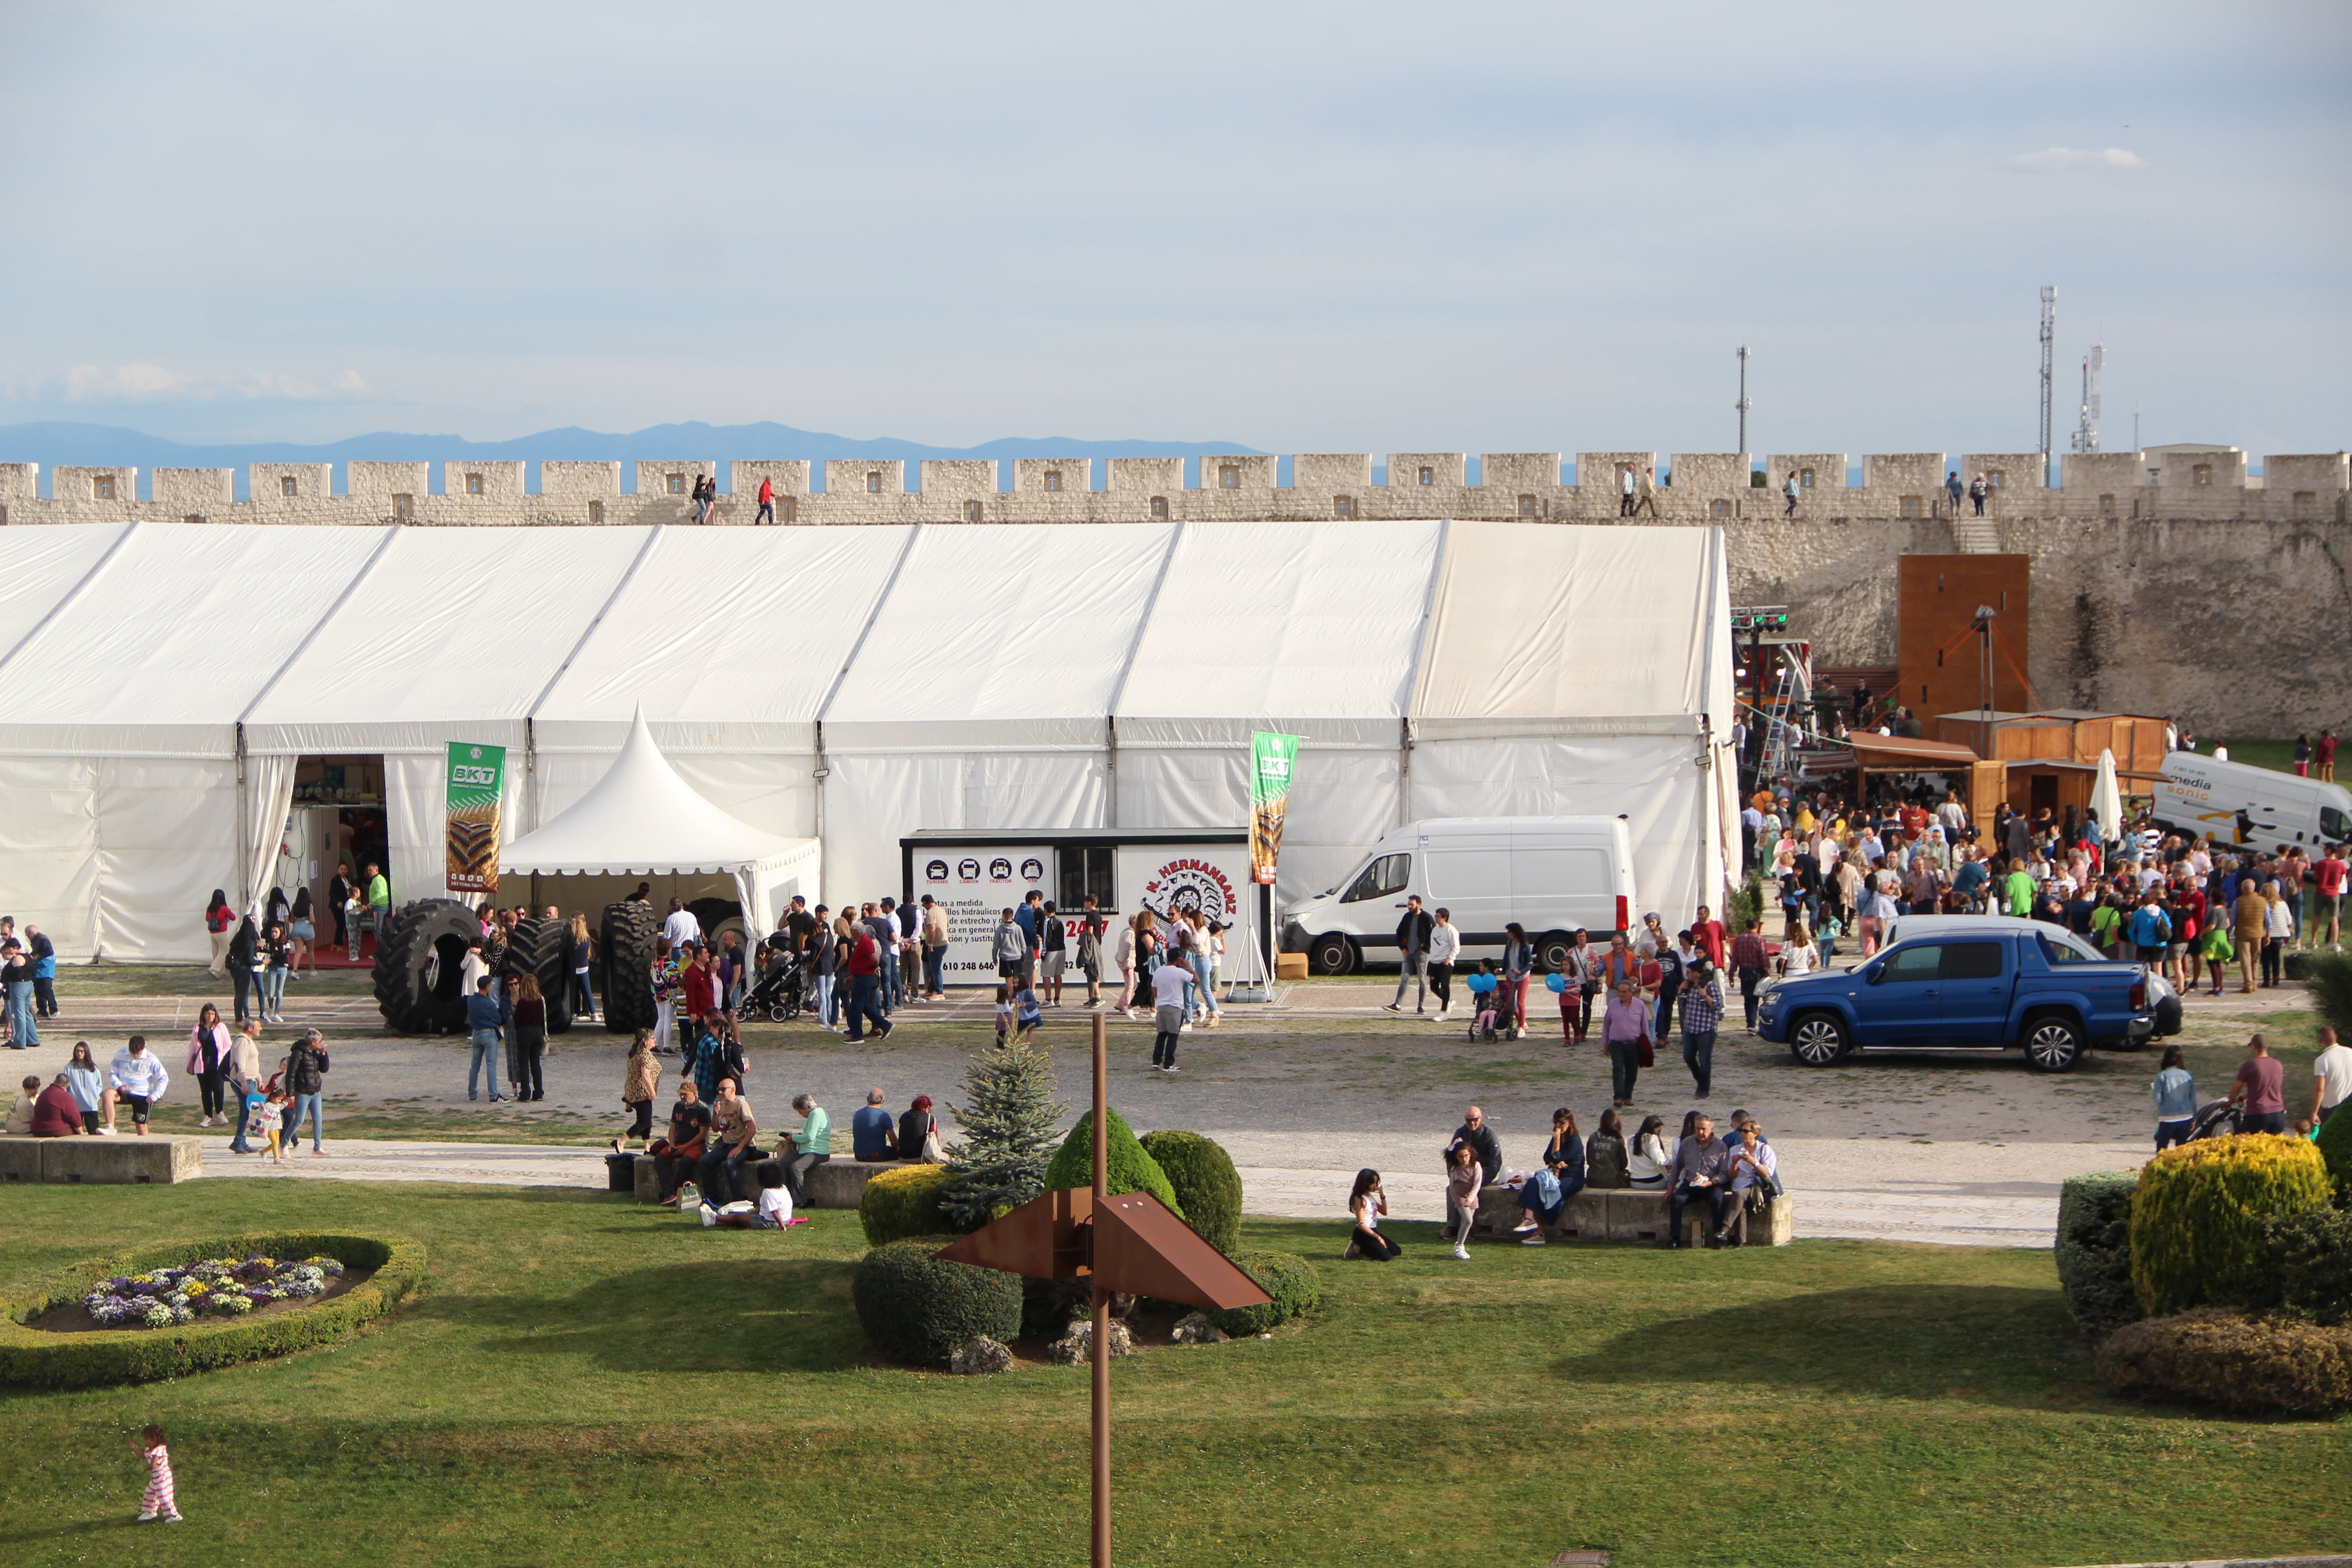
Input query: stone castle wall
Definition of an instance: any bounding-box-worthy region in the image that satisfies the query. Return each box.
[1,445,2346,733]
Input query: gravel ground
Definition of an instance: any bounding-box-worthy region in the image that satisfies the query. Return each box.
[12,967,2320,1248]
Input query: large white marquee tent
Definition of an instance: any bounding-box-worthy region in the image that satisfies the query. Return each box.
[0,518,1740,962]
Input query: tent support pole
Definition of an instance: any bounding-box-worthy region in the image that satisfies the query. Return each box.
[234,721,250,913]
[1104,716,1118,829]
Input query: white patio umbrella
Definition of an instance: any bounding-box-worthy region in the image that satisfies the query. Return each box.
[2093,747,2125,847]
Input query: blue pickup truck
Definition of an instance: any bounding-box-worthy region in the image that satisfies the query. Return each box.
[1756,926,2155,1072]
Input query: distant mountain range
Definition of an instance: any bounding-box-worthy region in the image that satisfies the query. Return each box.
[0,420,1270,498]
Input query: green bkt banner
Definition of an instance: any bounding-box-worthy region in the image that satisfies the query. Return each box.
[443,741,508,894]
[1248,732,1300,886]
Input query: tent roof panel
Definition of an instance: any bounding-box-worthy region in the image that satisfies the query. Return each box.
[825,522,1176,727]
[248,526,650,727]
[0,523,389,730]
[1117,518,1441,721]
[535,524,912,725]
[1416,523,1720,721]
[0,521,132,664]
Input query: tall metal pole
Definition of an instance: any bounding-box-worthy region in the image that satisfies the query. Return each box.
[2038,287,2057,488]
[1735,344,1751,456]
[1091,1010,1111,1568]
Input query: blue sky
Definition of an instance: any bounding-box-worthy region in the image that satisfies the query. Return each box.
[2,0,2346,459]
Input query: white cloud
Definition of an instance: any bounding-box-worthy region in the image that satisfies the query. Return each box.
[2010,145,2146,172]
[35,364,373,405]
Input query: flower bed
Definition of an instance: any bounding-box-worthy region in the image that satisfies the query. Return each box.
[68,1254,350,1330]
[0,1232,425,1389]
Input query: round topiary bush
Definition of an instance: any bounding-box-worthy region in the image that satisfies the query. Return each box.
[859,1163,958,1246]
[2313,1091,2352,1200]
[1043,1108,1182,1218]
[0,1233,425,1390]
[1206,1250,1321,1338]
[2097,1306,2352,1416]
[851,1236,1023,1368]
[2130,1135,2332,1316]
[1137,1130,1243,1255]
[2055,1170,2142,1336]
[2269,1206,2352,1326]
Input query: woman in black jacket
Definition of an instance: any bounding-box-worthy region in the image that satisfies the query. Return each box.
[896,1094,936,1161]
[1512,1107,1586,1244]
[227,915,260,1025]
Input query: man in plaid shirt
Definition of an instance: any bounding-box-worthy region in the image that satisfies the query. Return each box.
[1729,920,1770,1032]
[1679,961,1726,1098]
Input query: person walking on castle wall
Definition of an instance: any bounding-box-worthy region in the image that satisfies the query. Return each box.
[1969,473,1989,515]
[1783,470,1800,517]
[1944,471,1963,515]
[2293,733,2311,778]
[755,473,776,525]
[1631,465,1660,518]
[1618,464,1636,516]
[2318,729,2338,783]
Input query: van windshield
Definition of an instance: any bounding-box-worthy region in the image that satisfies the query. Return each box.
[1341,853,1411,904]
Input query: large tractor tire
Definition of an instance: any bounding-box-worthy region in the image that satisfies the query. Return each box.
[600,900,661,1035]
[507,916,576,1035]
[687,896,741,951]
[372,898,480,1036]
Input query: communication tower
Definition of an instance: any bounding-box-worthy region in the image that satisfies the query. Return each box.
[2038,287,2057,485]
[1735,344,1752,455]
[2071,344,2103,454]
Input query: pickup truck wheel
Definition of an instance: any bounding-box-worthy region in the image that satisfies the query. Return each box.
[2022,1014,2084,1073]
[1308,933,1358,976]
[1788,1012,1849,1066]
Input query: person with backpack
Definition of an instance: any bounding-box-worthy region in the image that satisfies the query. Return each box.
[283,1028,330,1155]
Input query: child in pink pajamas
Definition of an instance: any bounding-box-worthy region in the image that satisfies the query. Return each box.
[136,1425,181,1523]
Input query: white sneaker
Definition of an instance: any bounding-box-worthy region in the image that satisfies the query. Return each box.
[96,1125,119,1136]
[1452,1245,1470,1260]
[699,1203,718,1227]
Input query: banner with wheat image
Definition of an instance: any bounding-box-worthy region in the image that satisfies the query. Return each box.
[443,742,507,894]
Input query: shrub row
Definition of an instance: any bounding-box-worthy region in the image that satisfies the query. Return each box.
[2054,1171,2141,1335]
[0,1232,426,1390]
[2098,1307,2352,1416]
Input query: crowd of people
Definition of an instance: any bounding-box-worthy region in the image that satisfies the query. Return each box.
[2,1018,330,1162]
[1344,1098,1784,1262]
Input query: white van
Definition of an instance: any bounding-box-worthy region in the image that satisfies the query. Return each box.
[2152,753,2352,851]
[1280,816,1636,975]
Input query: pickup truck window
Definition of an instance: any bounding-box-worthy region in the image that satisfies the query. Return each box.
[1342,853,1411,904]
[1941,942,2004,979]
[1879,944,1942,982]
[2038,932,2100,965]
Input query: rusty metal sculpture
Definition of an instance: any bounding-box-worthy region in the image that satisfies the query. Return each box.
[937,1012,1268,1567]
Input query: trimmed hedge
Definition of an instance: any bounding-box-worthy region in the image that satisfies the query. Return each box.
[1043,1108,1182,1218]
[2298,948,2352,1036]
[2054,1171,2141,1336]
[1206,1250,1321,1338]
[2269,1206,2352,1326]
[851,1236,1023,1369]
[2130,1135,2331,1316]
[2097,1306,2352,1417]
[0,1232,425,1390]
[2314,1093,2352,1200]
[858,1164,959,1247]
[1136,1130,1242,1256]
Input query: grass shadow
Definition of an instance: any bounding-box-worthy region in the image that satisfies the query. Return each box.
[1550,1283,2117,1412]
[415,1258,869,1373]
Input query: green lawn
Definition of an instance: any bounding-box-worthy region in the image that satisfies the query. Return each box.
[0,1185,2342,1567]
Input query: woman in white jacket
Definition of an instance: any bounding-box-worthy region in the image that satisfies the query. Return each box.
[104,1035,169,1137]
[1112,918,1139,1020]
[1427,908,1462,1022]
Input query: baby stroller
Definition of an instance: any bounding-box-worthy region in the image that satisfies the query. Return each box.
[745,950,808,1022]
[2185,1099,2242,1142]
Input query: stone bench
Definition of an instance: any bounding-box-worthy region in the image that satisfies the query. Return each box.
[0,1134,201,1185]
[628,1151,915,1208]
[1472,1182,1791,1246]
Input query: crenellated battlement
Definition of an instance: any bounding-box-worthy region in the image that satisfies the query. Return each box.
[0,445,2343,528]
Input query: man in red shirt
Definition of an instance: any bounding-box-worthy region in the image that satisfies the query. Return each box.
[755,475,776,525]
[2228,1034,2287,1135]
[30,1073,83,1137]
[680,946,720,1021]
[2317,728,2338,783]
[2317,846,2348,951]
[1690,905,1727,970]
[842,924,892,1042]
[1899,799,1929,840]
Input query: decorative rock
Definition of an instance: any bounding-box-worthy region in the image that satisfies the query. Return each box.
[1046,1320,1133,1365]
[950,1336,1016,1376]
[1171,1312,1229,1345]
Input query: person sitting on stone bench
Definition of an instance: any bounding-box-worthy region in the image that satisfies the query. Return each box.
[1664,1113,1733,1249]
[896,1094,938,1162]
[1443,1103,1502,1188]
[1511,1107,1585,1245]
[31,1073,85,1137]
[649,1079,710,1203]
[1712,1119,1780,1248]
[4,1074,40,1134]
[781,1092,830,1207]
[851,1087,899,1163]
[693,1078,761,1206]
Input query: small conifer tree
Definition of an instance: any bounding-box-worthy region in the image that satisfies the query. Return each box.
[940,1040,1069,1231]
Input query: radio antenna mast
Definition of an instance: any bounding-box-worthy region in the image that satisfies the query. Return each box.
[1735,344,1752,456]
[2038,287,2057,486]
[2071,343,2103,454]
